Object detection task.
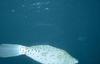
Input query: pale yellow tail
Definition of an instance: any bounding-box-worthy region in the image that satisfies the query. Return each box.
[0,44,25,57]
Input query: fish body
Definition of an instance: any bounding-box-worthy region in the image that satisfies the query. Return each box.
[0,44,78,64]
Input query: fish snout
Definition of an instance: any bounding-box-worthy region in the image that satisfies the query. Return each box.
[73,58,79,64]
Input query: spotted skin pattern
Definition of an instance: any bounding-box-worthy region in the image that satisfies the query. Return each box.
[19,45,78,64]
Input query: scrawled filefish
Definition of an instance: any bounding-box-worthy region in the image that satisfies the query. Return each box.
[0,44,78,64]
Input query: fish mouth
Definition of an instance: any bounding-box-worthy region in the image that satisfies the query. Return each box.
[74,59,79,64]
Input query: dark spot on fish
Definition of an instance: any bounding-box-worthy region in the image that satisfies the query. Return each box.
[41,52,47,56]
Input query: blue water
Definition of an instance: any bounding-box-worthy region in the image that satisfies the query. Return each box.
[0,0,100,64]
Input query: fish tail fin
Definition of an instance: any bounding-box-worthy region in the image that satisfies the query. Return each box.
[0,44,27,58]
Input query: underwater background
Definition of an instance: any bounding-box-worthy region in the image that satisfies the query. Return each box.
[0,0,100,64]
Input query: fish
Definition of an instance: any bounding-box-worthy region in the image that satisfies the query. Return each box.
[0,44,78,64]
